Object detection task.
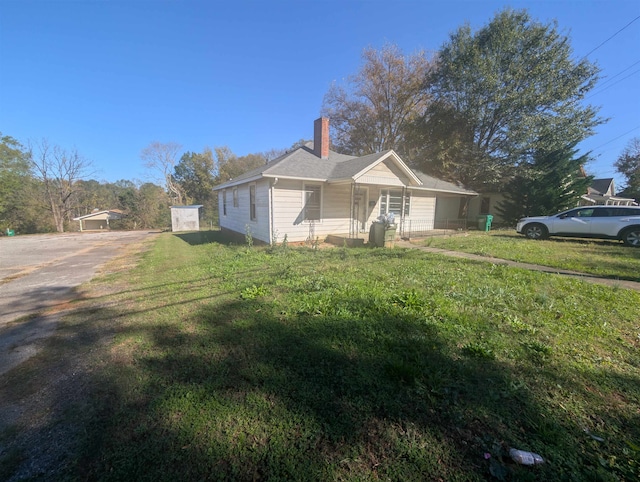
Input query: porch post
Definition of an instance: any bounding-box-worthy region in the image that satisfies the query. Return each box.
[401,186,406,238]
[349,183,355,238]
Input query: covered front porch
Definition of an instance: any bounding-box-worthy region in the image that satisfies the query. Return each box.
[324,220,469,247]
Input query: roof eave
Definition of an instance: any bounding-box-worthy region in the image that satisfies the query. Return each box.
[213,174,264,190]
[410,186,478,196]
[266,174,328,183]
[73,210,123,221]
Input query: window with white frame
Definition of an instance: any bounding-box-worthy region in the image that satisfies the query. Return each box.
[380,189,410,217]
[304,184,322,221]
[222,190,227,216]
[249,184,256,221]
[233,188,238,207]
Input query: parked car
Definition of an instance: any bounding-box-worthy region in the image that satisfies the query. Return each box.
[516,206,640,247]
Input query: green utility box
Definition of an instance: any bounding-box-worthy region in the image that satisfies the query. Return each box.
[477,215,493,231]
[384,225,397,247]
[6,229,15,236]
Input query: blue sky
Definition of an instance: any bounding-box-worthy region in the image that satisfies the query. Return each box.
[1,0,639,189]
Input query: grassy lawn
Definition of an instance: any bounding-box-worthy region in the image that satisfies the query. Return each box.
[422,230,640,281]
[2,231,639,481]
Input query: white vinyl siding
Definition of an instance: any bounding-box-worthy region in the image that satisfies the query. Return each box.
[270,180,352,242]
[357,159,407,186]
[406,191,436,230]
[218,180,271,243]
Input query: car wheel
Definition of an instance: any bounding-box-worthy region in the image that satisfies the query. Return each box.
[622,227,640,247]
[524,223,548,240]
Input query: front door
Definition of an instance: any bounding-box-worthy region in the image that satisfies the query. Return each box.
[352,186,369,233]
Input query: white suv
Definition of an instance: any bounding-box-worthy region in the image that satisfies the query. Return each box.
[516,206,640,247]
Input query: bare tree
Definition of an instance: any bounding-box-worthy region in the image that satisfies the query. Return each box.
[29,139,93,232]
[322,44,434,157]
[614,137,640,200]
[141,141,186,205]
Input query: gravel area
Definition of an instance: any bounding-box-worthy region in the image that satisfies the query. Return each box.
[0,234,154,481]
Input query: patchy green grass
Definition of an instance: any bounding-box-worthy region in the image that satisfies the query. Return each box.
[2,232,640,481]
[423,230,640,281]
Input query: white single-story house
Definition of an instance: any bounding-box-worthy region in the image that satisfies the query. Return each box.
[213,118,477,244]
[73,209,123,231]
[170,205,203,232]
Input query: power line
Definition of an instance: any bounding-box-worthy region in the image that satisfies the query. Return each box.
[597,59,640,88]
[591,126,640,152]
[586,68,640,99]
[582,15,640,58]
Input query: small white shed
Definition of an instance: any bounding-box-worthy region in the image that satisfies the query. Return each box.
[170,205,203,232]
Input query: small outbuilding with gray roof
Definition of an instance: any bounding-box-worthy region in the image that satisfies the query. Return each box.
[73,209,123,231]
[213,118,477,244]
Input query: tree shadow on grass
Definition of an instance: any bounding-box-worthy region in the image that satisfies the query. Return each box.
[3,249,638,481]
[71,296,637,481]
[174,230,245,246]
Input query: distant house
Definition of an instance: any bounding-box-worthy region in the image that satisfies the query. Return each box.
[73,210,123,231]
[212,118,476,244]
[580,178,637,206]
[170,205,203,232]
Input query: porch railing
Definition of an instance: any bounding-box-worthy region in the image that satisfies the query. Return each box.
[400,218,468,239]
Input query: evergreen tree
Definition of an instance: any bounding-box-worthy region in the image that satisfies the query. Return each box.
[498,143,592,225]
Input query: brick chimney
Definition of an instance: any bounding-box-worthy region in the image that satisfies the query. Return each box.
[313,117,330,159]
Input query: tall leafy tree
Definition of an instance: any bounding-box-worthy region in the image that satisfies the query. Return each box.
[416,8,602,191]
[614,137,640,201]
[498,142,592,224]
[112,181,138,229]
[322,44,433,157]
[133,182,170,229]
[214,147,265,183]
[0,133,32,232]
[74,179,119,216]
[174,149,217,223]
[174,149,215,203]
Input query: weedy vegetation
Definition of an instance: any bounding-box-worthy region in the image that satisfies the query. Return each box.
[1,231,639,481]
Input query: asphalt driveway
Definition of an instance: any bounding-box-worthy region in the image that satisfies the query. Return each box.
[0,230,158,375]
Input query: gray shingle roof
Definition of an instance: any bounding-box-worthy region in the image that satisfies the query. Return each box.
[589,178,613,196]
[412,171,477,195]
[213,143,476,197]
[213,144,356,189]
